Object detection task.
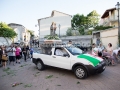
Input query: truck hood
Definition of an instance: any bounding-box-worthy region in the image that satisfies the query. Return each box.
[77,54,103,67]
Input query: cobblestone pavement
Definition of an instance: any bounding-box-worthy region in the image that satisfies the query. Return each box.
[0,58,120,90]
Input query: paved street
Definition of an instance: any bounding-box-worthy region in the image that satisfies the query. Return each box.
[0,55,120,90]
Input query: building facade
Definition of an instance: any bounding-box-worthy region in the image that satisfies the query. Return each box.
[8,23,30,44]
[38,10,72,40]
[92,27,118,49]
[100,8,120,27]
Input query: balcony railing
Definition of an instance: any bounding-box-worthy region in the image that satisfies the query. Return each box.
[102,16,118,26]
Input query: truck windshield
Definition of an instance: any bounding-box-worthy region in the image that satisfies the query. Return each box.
[66,47,83,55]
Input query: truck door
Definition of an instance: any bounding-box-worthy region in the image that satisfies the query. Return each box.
[51,47,71,70]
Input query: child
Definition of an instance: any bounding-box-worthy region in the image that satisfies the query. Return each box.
[30,46,33,58]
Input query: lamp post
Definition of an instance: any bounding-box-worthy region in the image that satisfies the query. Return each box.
[115,2,120,47]
[58,24,61,38]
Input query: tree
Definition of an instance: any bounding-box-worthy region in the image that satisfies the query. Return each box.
[87,10,100,28]
[85,30,93,35]
[72,14,87,29]
[27,30,34,37]
[71,14,87,35]
[71,10,100,35]
[66,28,73,36]
[0,22,17,39]
[94,25,113,30]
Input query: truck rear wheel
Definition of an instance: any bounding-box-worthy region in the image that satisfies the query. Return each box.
[36,61,44,70]
[74,66,87,79]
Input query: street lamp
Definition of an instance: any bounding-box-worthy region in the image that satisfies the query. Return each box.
[115,2,120,47]
[58,24,61,38]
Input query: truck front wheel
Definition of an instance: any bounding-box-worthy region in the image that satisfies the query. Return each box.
[74,66,87,79]
[36,61,44,70]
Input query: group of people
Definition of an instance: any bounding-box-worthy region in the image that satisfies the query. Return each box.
[92,43,120,65]
[0,44,34,68]
[31,39,39,47]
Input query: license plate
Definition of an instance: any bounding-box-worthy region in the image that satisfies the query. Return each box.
[103,66,106,69]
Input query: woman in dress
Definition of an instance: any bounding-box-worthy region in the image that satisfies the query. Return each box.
[103,43,115,65]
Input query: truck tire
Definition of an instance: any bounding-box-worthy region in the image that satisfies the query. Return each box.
[36,61,44,70]
[74,66,87,79]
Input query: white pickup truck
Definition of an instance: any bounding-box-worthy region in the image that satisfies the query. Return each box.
[32,45,106,79]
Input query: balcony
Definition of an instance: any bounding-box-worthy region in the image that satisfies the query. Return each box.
[102,16,118,26]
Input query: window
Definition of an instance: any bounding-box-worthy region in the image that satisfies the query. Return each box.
[54,47,68,56]
[66,47,83,55]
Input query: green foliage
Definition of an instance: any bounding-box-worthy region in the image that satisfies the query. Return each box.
[94,25,113,30]
[85,25,113,35]
[27,30,34,37]
[85,30,93,35]
[46,75,53,79]
[71,10,100,35]
[72,14,88,29]
[66,28,73,36]
[44,35,60,40]
[78,27,85,35]
[0,22,17,39]
[87,10,100,27]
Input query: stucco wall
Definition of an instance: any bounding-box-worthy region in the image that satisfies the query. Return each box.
[100,28,118,49]
[9,25,30,43]
[38,11,71,39]
[61,35,92,47]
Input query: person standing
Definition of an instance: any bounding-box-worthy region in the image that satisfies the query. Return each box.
[1,47,8,68]
[18,45,22,59]
[32,40,34,46]
[22,45,27,62]
[26,45,30,58]
[0,46,2,65]
[92,43,99,56]
[98,43,105,57]
[7,45,16,65]
[38,40,39,47]
[30,46,33,58]
[15,46,21,64]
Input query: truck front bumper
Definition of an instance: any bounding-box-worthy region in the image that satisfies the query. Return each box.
[86,61,106,75]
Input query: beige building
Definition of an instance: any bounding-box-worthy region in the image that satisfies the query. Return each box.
[99,8,120,27]
[8,23,30,44]
[92,27,118,49]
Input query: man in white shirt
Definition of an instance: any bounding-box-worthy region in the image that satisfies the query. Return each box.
[7,45,16,65]
[55,48,68,56]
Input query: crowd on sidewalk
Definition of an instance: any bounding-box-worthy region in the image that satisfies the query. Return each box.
[0,44,34,68]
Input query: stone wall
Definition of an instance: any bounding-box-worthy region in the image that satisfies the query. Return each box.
[60,35,92,47]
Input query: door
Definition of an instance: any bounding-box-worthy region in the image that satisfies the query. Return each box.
[51,47,71,70]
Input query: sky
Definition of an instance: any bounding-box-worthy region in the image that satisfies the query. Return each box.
[0,0,119,35]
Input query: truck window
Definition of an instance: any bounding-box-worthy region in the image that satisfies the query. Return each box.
[41,46,52,55]
[54,47,68,56]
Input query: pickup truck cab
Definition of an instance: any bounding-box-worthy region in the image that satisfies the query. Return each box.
[32,45,106,79]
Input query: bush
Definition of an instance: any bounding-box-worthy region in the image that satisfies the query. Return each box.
[94,25,113,31]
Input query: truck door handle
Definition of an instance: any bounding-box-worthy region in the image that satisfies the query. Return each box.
[52,56,56,58]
